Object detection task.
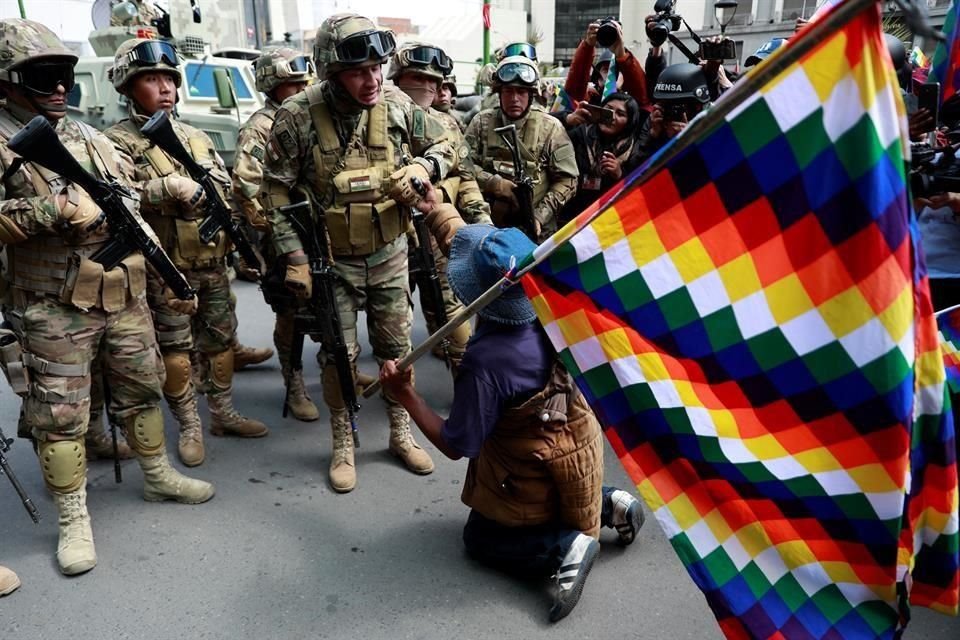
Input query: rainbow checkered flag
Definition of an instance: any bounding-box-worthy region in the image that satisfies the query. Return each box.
[930,0,960,105]
[937,305,960,394]
[517,1,959,637]
[602,55,618,101]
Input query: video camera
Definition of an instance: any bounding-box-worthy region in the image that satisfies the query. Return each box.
[910,142,960,198]
[647,0,735,62]
[648,0,683,48]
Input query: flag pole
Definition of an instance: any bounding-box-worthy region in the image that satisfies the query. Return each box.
[483,0,491,64]
[362,0,880,398]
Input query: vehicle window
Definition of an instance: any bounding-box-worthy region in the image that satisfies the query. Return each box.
[183,62,253,100]
[67,83,82,108]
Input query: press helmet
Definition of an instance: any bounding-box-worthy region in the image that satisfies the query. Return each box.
[313,13,396,81]
[110,37,181,92]
[0,18,77,89]
[254,47,314,93]
[653,63,710,103]
[491,55,540,92]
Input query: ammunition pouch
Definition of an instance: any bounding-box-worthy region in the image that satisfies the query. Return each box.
[325,200,409,257]
[0,328,28,396]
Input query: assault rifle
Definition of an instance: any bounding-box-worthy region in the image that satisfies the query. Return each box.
[140,111,263,276]
[408,177,450,366]
[494,124,538,241]
[279,192,359,447]
[0,425,40,523]
[8,116,194,301]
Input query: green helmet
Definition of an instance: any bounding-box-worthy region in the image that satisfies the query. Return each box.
[110,38,181,92]
[313,13,396,81]
[254,47,315,93]
[442,73,457,96]
[491,55,539,92]
[0,19,77,85]
[387,42,451,83]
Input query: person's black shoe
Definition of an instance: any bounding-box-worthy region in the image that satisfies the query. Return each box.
[549,534,600,623]
[609,489,645,545]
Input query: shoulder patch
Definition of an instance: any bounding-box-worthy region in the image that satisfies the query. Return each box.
[251,145,265,162]
[412,109,425,140]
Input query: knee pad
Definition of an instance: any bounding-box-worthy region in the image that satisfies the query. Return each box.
[37,438,86,493]
[208,349,234,392]
[123,407,165,457]
[448,321,472,351]
[162,352,193,397]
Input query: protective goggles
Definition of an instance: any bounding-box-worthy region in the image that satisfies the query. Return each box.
[496,62,537,86]
[335,30,396,64]
[10,61,76,95]
[277,55,315,78]
[123,40,180,68]
[403,46,452,75]
[501,42,537,61]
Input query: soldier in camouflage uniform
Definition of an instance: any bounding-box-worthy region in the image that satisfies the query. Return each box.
[387,42,491,371]
[260,13,460,493]
[0,19,214,576]
[433,73,464,131]
[465,56,578,242]
[232,47,318,420]
[104,38,268,468]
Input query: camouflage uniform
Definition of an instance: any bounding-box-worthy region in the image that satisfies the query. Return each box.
[0,19,213,577]
[387,43,490,370]
[105,38,268,469]
[466,57,578,241]
[110,0,162,27]
[261,13,459,492]
[233,48,317,420]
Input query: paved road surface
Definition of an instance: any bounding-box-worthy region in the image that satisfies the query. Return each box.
[1,281,957,639]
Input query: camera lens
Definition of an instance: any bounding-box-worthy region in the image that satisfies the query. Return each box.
[597,22,618,48]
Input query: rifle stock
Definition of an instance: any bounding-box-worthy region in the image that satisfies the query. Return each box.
[494,124,538,241]
[7,116,194,300]
[140,111,263,275]
[279,194,360,446]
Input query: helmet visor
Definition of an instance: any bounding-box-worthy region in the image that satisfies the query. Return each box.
[335,31,397,64]
[496,62,536,86]
[125,40,180,68]
[404,46,452,75]
[501,42,537,61]
[14,61,76,95]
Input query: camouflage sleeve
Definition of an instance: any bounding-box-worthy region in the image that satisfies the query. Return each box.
[261,105,306,255]
[194,129,240,221]
[232,123,268,229]
[104,126,169,217]
[455,178,492,224]
[464,113,495,190]
[534,119,579,228]
[400,104,459,182]
[0,143,60,237]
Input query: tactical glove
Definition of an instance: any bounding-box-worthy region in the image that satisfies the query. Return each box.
[162,175,206,210]
[58,187,106,235]
[164,286,198,316]
[424,203,465,257]
[285,260,312,299]
[389,163,431,207]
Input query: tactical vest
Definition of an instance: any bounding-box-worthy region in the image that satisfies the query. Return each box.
[484,109,551,205]
[305,85,409,257]
[460,359,604,538]
[0,112,147,312]
[117,119,228,270]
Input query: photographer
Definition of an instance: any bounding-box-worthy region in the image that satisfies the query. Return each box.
[562,17,653,126]
[559,92,645,227]
[636,63,711,158]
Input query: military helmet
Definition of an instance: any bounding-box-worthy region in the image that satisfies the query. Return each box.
[110,38,181,91]
[442,73,457,96]
[313,13,396,81]
[0,19,77,91]
[254,47,315,93]
[496,42,538,62]
[387,41,452,83]
[477,63,497,88]
[491,55,539,92]
[653,63,710,103]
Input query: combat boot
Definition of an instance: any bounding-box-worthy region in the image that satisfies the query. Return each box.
[0,566,20,596]
[209,392,270,437]
[139,452,215,504]
[387,407,434,475]
[232,342,274,370]
[329,410,356,493]
[52,487,97,576]
[166,391,205,467]
[285,369,320,422]
[84,414,134,461]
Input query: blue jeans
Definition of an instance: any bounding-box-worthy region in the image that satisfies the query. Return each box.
[462,486,620,576]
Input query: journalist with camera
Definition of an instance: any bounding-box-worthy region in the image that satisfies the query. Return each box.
[636,63,712,158]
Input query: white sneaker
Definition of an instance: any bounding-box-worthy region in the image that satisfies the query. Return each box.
[609,489,645,545]
[549,534,600,622]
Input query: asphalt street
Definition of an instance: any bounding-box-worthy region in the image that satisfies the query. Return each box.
[1,280,958,640]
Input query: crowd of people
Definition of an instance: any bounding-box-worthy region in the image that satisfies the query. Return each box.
[0,4,953,625]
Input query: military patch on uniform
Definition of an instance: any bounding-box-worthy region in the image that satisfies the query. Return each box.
[251,145,265,162]
[458,145,469,160]
[277,128,295,152]
[412,110,425,140]
[349,175,372,192]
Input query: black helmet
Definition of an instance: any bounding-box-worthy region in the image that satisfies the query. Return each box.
[883,33,911,90]
[653,63,710,103]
